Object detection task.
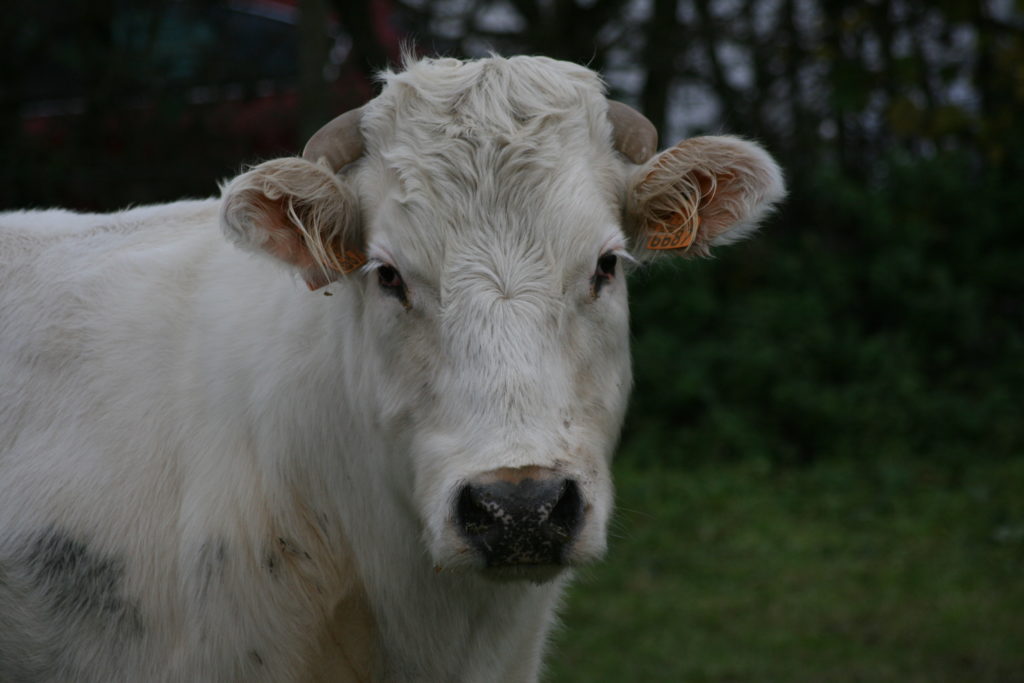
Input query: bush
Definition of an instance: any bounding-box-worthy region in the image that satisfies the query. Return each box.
[624,148,1024,466]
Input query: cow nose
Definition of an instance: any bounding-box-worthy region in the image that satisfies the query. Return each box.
[455,467,584,567]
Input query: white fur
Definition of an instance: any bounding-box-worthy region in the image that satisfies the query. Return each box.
[0,55,782,682]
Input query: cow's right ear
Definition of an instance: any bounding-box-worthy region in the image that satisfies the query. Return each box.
[220,157,365,290]
[624,136,785,259]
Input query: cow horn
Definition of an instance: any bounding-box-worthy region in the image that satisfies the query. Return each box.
[302,107,365,171]
[607,100,658,164]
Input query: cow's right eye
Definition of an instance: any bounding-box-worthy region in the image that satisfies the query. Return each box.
[591,252,618,297]
[377,265,408,305]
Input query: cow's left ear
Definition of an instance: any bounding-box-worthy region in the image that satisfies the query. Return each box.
[625,136,785,258]
[220,157,365,290]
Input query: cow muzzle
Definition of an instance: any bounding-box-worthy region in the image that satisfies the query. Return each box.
[454,466,584,569]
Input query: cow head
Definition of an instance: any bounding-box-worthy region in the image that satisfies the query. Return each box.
[220,56,784,582]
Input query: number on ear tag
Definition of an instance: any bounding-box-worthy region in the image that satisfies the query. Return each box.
[645,214,699,250]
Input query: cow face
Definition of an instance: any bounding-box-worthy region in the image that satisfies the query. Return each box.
[221,56,784,582]
[354,141,632,581]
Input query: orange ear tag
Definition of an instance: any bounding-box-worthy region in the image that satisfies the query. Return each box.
[646,214,700,250]
[307,248,367,291]
[334,248,368,274]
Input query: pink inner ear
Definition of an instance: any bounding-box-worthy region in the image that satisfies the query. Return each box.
[641,168,716,251]
[695,169,744,235]
[251,192,366,290]
[254,194,319,270]
[643,166,749,252]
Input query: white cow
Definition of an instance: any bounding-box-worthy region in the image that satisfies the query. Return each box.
[0,55,783,682]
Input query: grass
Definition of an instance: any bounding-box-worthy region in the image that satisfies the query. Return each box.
[545,454,1024,682]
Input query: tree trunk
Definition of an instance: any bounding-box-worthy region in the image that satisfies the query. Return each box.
[299,0,330,140]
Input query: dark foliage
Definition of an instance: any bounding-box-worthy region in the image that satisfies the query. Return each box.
[2,0,1021,463]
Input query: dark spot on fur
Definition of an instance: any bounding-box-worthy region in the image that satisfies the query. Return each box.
[315,510,330,536]
[250,650,264,666]
[24,527,143,637]
[265,537,313,579]
[277,536,310,560]
[195,538,228,600]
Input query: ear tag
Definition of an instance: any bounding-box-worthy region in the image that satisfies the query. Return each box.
[333,248,367,275]
[306,248,367,291]
[645,213,700,250]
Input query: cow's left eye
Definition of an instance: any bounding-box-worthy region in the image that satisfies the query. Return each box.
[592,252,617,296]
[377,264,409,306]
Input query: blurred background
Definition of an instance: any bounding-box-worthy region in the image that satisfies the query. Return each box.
[2,0,1022,679]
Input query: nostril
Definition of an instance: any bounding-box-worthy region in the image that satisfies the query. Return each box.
[547,479,583,538]
[456,484,496,536]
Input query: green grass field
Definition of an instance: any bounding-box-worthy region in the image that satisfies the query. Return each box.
[546,455,1024,682]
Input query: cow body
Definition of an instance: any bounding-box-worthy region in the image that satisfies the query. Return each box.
[0,199,565,681]
[0,56,783,682]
